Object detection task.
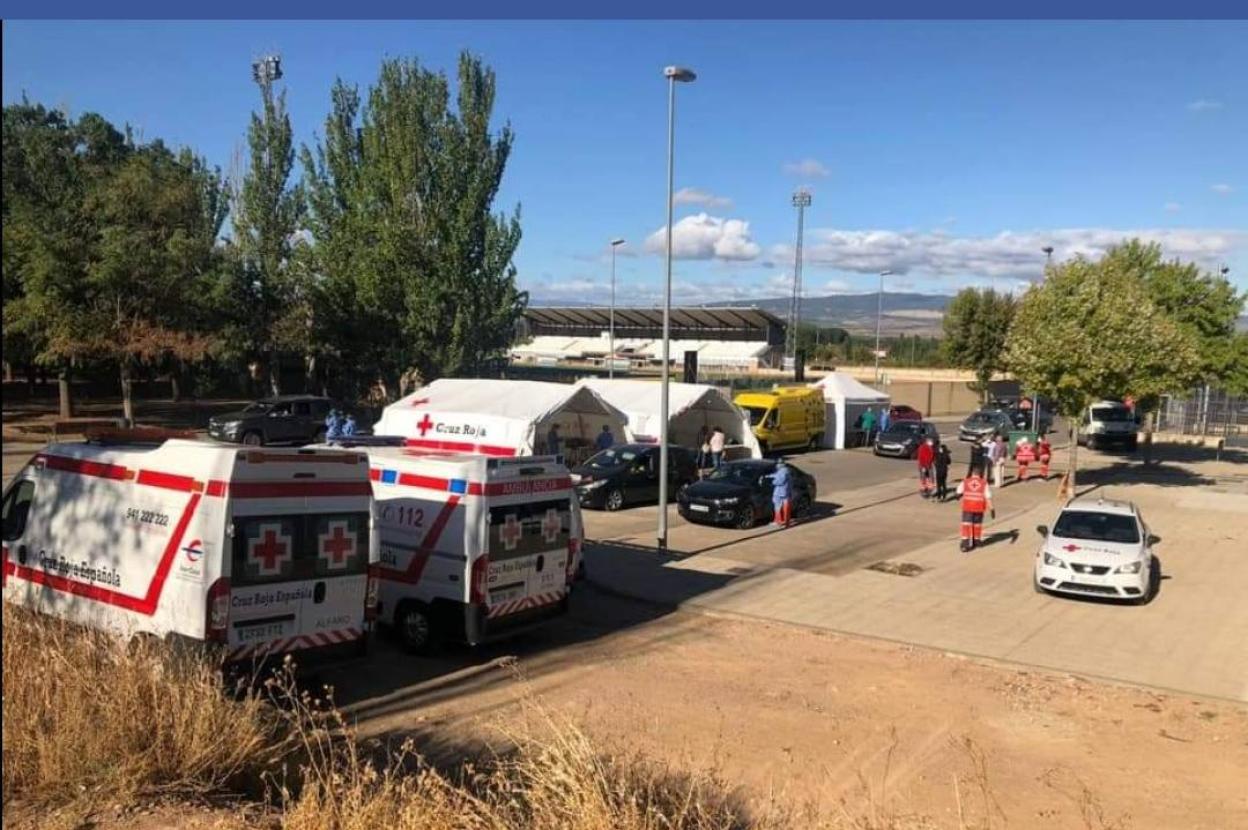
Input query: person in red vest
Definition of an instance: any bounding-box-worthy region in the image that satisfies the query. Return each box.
[955,465,994,552]
[1037,436,1053,480]
[916,436,936,499]
[1014,436,1037,482]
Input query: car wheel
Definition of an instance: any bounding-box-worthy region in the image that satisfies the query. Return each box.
[314,427,327,443]
[792,494,812,518]
[395,602,438,655]
[807,434,821,452]
[604,488,626,512]
[242,431,264,446]
[734,505,757,530]
[1131,564,1159,606]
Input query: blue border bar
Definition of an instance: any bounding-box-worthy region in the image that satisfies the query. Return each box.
[1,1,1242,20]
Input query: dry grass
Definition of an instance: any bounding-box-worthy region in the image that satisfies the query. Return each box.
[1,609,288,809]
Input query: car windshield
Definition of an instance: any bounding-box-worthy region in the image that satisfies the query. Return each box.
[967,412,998,425]
[707,463,770,485]
[1092,406,1133,422]
[885,423,922,435]
[588,448,640,467]
[1053,511,1141,544]
[742,406,767,426]
[242,402,273,414]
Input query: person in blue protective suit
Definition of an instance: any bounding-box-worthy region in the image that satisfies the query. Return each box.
[770,458,793,528]
[342,413,357,437]
[326,409,344,440]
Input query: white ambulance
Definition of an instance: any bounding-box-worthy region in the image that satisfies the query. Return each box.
[329,441,582,653]
[1,432,380,666]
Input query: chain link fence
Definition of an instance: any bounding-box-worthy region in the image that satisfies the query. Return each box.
[1157,388,1248,447]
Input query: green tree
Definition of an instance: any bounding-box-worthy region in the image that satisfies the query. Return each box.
[3,101,131,417]
[942,288,1016,401]
[1005,250,1199,489]
[232,77,302,395]
[300,52,526,400]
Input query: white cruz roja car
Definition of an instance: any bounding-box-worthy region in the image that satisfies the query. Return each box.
[1033,497,1160,604]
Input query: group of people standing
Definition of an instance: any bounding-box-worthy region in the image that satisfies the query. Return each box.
[697,425,727,472]
[952,432,1052,553]
[324,408,357,439]
[857,405,891,444]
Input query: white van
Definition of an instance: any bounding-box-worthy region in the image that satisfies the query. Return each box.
[1077,400,1140,451]
[340,443,582,653]
[1,434,379,666]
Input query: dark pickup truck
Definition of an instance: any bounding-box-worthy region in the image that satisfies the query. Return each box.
[207,395,334,446]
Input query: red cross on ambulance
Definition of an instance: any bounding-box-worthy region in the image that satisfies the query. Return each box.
[501,514,523,550]
[249,523,291,578]
[319,520,356,570]
[541,508,562,544]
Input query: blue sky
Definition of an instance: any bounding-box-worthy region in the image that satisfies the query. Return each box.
[4,20,1246,305]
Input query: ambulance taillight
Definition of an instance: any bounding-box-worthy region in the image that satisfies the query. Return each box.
[206,577,231,642]
[364,564,380,622]
[470,554,489,605]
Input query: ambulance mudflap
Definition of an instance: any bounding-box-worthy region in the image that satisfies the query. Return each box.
[225,511,371,662]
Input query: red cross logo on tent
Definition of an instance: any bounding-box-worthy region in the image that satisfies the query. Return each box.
[249,523,291,577]
[319,520,357,570]
[541,508,562,544]
[416,414,434,437]
[501,514,523,550]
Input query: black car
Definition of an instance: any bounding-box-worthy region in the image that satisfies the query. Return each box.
[572,444,698,511]
[873,421,941,458]
[207,395,335,446]
[677,459,816,530]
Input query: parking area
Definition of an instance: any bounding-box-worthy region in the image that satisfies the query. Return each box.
[582,443,1248,702]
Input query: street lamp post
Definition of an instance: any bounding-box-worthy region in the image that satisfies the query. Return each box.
[786,189,812,371]
[874,270,892,384]
[1033,247,1055,432]
[608,238,625,378]
[658,65,696,551]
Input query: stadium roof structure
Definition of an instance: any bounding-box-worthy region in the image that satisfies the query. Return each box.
[523,306,785,344]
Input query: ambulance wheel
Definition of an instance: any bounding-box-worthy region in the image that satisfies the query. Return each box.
[734,505,756,530]
[395,602,439,655]
[604,488,626,512]
[242,431,264,446]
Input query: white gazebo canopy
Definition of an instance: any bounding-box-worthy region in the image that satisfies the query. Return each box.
[809,373,890,449]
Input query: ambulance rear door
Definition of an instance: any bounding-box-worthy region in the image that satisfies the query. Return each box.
[482,460,573,619]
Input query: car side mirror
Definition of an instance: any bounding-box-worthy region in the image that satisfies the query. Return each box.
[1147,534,1161,546]
[1036,524,1048,537]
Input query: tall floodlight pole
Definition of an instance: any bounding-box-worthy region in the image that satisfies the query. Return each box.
[608,238,626,378]
[658,65,696,551]
[1033,247,1055,432]
[786,189,812,369]
[874,270,893,384]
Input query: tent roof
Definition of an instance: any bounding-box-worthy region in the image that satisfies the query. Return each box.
[579,378,741,418]
[810,372,890,402]
[384,378,619,424]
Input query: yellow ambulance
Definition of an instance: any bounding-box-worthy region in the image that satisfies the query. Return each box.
[733,387,826,454]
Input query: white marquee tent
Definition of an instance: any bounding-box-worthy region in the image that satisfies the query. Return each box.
[579,378,762,459]
[374,379,629,463]
[809,373,891,450]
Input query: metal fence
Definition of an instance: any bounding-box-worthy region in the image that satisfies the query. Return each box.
[1158,387,1248,445]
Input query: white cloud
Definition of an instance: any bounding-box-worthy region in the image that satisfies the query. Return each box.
[1211,183,1234,195]
[1187,99,1224,112]
[643,213,761,261]
[782,158,830,178]
[673,187,733,210]
[1164,202,1182,213]
[770,227,1248,280]
[822,279,852,293]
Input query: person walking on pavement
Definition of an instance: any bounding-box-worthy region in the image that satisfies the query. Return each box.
[1037,436,1053,480]
[769,458,793,528]
[546,423,562,457]
[1014,435,1036,482]
[595,424,615,452]
[955,464,994,552]
[969,436,987,477]
[934,442,952,502]
[880,406,892,435]
[988,433,1008,489]
[698,427,713,478]
[709,425,726,468]
[861,407,877,446]
[916,435,936,499]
